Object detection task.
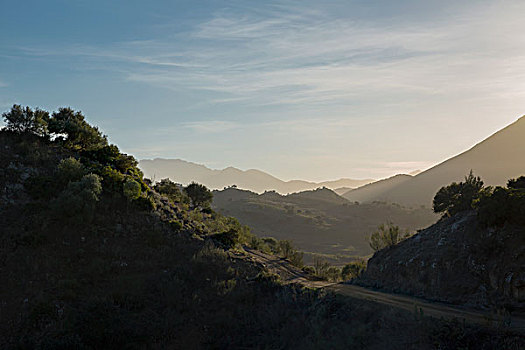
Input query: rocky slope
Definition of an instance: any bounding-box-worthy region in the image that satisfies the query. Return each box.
[356,212,525,309]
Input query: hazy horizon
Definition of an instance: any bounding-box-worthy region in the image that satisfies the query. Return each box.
[2,1,525,180]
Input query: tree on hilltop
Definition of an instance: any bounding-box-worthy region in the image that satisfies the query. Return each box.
[184,182,213,209]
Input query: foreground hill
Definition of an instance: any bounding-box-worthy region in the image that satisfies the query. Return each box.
[344,116,525,206]
[139,158,373,194]
[213,187,438,264]
[356,212,525,311]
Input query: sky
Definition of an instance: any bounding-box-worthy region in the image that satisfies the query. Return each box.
[1,0,525,181]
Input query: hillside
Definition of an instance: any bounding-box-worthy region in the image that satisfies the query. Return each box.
[213,187,438,265]
[356,212,525,311]
[4,107,520,349]
[342,174,413,203]
[344,116,525,206]
[139,158,373,194]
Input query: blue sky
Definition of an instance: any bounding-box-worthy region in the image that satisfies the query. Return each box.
[1,0,525,181]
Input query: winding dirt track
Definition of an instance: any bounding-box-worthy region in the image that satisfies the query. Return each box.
[242,247,525,334]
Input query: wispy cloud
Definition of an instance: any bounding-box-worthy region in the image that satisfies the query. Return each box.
[10,1,525,110]
[182,120,241,133]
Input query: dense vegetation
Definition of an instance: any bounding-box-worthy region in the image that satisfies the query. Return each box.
[433,170,525,227]
[1,105,522,349]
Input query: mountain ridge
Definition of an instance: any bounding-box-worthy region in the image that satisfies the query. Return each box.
[345,116,525,206]
[139,158,374,194]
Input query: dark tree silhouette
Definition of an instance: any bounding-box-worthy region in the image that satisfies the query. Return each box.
[184,182,213,208]
[433,170,484,216]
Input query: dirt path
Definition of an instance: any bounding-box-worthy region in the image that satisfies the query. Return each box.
[242,247,525,334]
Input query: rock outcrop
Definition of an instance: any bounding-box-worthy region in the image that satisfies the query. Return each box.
[356,212,525,309]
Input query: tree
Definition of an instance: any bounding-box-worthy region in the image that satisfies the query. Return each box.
[2,104,49,136]
[369,223,408,252]
[154,178,187,203]
[184,182,213,208]
[507,176,525,190]
[48,107,107,151]
[433,171,484,216]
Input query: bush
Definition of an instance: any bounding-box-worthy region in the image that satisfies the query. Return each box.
[369,223,408,252]
[52,174,102,223]
[213,228,240,249]
[132,195,156,212]
[342,260,367,280]
[123,178,141,201]
[57,157,86,185]
[154,178,188,204]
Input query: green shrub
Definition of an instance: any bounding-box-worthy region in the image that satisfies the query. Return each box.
[52,174,102,223]
[369,223,408,252]
[213,228,240,249]
[154,178,188,204]
[57,157,86,185]
[123,177,141,201]
[132,195,156,212]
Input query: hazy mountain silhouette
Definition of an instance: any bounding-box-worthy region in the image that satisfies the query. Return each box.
[139,158,374,194]
[344,116,525,206]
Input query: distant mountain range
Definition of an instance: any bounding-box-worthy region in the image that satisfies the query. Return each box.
[139,158,374,194]
[343,116,525,206]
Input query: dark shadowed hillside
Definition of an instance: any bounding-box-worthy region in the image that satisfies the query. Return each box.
[343,116,525,206]
[356,212,525,311]
[139,158,373,194]
[213,187,438,265]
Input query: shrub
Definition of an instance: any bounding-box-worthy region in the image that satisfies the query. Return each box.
[341,260,367,280]
[213,228,240,249]
[123,178,141,201]
[132,195,156,212]
[154,178,188,204]
[57,157,86,185]
[369,223,408,252]
[52,174,102,223]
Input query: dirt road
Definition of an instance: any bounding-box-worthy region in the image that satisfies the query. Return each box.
[242,247,525,334]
